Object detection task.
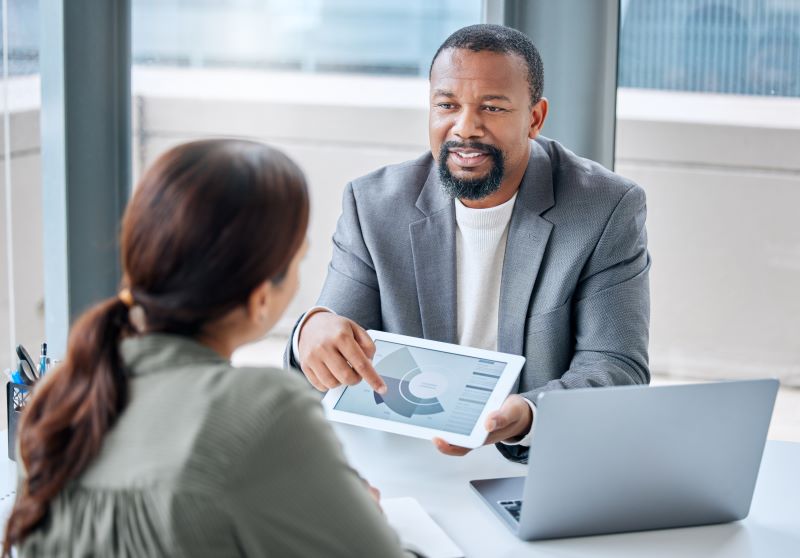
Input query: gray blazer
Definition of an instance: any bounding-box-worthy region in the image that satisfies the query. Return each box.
[288,136,650,461]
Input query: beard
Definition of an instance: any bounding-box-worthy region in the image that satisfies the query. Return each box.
[437,140,505,201]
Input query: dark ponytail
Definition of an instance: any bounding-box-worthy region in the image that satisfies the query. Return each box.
[3,297,133,552]
[3,139,309,554]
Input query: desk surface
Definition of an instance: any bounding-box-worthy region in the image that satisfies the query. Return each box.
[0,428,797,557]
[333,424,800,558]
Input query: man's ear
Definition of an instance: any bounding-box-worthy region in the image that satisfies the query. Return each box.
[247,280,273,324]
[528,97,548,139]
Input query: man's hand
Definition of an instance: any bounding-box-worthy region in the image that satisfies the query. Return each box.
[433,394,533,456]
[297,311,387,394]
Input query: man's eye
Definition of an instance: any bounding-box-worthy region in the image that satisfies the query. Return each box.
[484,106,506,112]
[437,103,455,109]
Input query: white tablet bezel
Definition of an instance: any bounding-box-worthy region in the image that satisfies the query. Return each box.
[322,330,525,448]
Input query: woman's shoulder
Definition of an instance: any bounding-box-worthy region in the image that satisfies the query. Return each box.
[79,363,324,497]
[185,364,325,468]
[211,364,318,414]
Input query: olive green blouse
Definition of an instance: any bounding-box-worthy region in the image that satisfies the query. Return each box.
[18,334,408,557]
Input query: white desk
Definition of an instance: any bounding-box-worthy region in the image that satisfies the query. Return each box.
[333,423,800,558]
[0,428,797,556]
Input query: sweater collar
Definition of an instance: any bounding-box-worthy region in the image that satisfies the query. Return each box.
[454,192,518,231]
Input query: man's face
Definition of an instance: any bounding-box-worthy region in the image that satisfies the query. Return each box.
[429,48,541,201]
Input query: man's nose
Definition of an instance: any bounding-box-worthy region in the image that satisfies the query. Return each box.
[452,108,484,139]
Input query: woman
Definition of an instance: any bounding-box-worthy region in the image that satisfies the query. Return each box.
[3,139,409,557]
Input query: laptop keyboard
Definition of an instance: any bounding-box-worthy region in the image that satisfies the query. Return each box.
[498,499,523,522]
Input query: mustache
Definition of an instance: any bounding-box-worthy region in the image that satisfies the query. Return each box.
[440,141,503,158]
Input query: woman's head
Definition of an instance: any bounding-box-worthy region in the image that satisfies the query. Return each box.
[3,139,309,552]
[123,139,309,340]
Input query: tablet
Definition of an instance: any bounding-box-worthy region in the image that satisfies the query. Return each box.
[322,330,525,448]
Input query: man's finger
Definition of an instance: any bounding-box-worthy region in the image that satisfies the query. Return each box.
[484,424,527,446]
[485,410,507,432]
[433,437,471,456]
[339,335,386,394]
[351,323,377,360]
[486,395,531,432]
[321,349,361,385]
[303,363,328,392]
[311,360,341,390]
[483,397,534,444]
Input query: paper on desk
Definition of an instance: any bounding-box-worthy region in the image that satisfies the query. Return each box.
[382,497,463,558]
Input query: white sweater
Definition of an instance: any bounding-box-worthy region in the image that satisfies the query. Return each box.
[454,193,518,350]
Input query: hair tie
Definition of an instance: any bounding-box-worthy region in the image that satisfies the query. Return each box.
[118,288,134,308]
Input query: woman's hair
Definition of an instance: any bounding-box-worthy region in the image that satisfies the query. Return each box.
[3,139,309,552]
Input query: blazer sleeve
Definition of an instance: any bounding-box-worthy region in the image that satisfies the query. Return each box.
[499,184,651,463]
[225,389,411,558]
[284,181,383,370]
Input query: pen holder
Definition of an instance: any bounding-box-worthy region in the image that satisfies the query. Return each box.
[6,382,32,461]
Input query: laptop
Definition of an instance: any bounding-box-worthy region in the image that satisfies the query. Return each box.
[470,379,779,540]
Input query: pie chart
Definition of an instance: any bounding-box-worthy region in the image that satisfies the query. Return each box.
[373,347,447,418]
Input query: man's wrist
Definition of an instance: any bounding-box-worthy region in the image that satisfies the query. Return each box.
[291,306,334,365]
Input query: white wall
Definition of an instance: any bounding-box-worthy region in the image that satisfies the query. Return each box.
[616,89,800,385]
[0,106,44,377]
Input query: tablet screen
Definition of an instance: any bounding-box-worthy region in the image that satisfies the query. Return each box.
[333,340,507,434]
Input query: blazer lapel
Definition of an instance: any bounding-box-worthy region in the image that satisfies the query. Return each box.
[409,165,458,344]
[497,140,555,355]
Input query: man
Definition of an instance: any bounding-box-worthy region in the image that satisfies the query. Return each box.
[285,24,650,463]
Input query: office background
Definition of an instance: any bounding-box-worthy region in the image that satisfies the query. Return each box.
[0,0,798,438]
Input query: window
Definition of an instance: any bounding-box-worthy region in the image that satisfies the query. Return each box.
[619,0,800,97]
[133,0,481,77]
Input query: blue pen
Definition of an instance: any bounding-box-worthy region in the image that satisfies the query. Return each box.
[11,369,24,385]
[39,343,48,377]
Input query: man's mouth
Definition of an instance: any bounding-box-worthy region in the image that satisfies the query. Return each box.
[448,148,490,168]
